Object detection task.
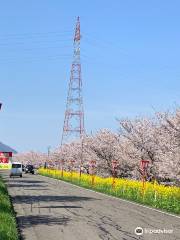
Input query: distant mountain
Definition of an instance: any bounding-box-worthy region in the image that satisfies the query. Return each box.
[0,142,17,153]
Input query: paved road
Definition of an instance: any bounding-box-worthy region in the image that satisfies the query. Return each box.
[1,170,180,240]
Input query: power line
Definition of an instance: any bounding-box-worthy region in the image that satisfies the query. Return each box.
[0,54,72,64]
[0,37,72,47]
[0,30,73,39]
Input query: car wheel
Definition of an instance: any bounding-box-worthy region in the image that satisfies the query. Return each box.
[20,175,22,178]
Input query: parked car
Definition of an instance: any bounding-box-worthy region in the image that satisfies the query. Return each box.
[10,162,23,178]
[22,165,25,172]
[25,165,34,174]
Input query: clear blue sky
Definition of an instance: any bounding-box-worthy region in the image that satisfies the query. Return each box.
[0,0,179,152]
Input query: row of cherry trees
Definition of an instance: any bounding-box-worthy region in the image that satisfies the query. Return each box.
[14,108,180,182]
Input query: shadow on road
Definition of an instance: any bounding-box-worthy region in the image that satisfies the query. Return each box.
[8,179,45,184]
[8,184,47,188]
[12,195,98,204]
[39,205,82,209]
[23,188,49,191]
[17,215,70,227]
[17,215,71,240]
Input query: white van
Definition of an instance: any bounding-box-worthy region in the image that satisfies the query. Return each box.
[10,162,23,178]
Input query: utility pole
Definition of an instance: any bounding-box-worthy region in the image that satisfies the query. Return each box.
[45,146,51,169]
[47,146,51,157]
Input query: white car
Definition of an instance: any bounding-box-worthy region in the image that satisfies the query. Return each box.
[10,162,23,178]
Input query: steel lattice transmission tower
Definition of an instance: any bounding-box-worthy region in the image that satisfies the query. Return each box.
[61,17,85,145]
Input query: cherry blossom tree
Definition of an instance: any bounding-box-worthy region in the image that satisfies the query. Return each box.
[13,107,180,183]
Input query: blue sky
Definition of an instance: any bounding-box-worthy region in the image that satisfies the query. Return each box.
[0,0,179,152]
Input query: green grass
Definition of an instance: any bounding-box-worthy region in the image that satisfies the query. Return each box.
[0,176,19,240]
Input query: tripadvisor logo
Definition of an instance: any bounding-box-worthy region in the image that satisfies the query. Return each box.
[135,227,143,236]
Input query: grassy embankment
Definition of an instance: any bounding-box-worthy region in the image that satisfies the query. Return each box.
[0,175,19,240]
[39,168,180,215]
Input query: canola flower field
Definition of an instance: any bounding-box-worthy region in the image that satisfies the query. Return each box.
[38,168,180,214]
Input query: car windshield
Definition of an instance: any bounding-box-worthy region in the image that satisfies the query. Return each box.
[12,164,21,168]
[27,165,33,169]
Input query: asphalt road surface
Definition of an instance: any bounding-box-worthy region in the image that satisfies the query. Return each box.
[1,170,180,240]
